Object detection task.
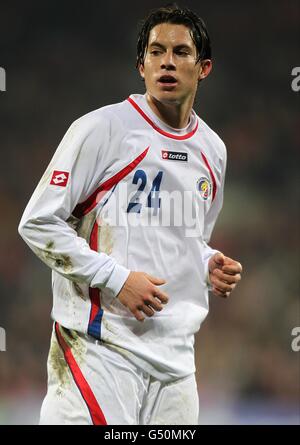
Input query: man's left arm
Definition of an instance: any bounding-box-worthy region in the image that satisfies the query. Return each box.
[202,143,242,298]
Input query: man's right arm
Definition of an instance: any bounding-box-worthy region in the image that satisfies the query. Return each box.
[18,114,130,297]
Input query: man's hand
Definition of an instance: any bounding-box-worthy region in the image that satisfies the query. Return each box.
[117,272,169,322]
[208,252,242,298]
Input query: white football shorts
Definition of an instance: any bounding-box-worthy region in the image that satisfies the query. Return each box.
[39,322,199,425]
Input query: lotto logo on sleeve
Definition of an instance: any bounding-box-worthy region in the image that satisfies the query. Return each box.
[50,171,70,187]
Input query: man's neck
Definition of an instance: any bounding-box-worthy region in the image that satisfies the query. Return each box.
[145,93,194,129]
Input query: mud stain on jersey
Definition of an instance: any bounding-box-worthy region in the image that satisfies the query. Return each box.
[73,282,86,300]
[44,240,73,273]
[98,219,113,255]
[49,336,70,396]
[46,240,55,250]
[54,254,73,272]
[102,318,118,336]
[66,215,79,231]
[77,211,96,241]
[49,326,87,396]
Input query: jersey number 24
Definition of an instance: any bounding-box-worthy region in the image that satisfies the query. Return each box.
[127,169,163,214]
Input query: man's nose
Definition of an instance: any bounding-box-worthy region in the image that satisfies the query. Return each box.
[160,51,176,70]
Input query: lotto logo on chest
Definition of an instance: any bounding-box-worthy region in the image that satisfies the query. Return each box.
[161,150,188,162]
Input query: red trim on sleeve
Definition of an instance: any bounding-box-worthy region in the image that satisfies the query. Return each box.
[73,146,149,219]
[201,151,217,202]
[127,97,198,140]
[55,322,107,425]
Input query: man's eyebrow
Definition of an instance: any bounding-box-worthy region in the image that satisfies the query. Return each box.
[149,42,193,51]
[174,44,193,51]
[149,42,166,49]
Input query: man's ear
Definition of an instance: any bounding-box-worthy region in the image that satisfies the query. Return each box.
[198,59,212,81]
[139,63,145,80]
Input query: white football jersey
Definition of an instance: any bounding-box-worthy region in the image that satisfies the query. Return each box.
[19,94,227,380]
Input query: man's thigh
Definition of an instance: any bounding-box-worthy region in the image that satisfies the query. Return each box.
[39,323,144,425]
[142,374,199,425]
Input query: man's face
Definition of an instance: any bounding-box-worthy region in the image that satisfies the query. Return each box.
[139,23,211,106]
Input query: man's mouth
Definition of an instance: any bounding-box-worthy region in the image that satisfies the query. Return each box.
[157,75,178,86]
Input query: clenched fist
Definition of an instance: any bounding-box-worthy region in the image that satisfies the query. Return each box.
[208,252,242,298]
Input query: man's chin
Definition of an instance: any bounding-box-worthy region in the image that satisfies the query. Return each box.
[152,91,182,105]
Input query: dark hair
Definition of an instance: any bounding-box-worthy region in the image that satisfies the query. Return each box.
[136,3,211,68]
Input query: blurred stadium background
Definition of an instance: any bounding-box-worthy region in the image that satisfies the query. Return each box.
[0,0,299,424]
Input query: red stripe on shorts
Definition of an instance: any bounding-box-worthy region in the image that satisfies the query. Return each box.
[55,322,107,425]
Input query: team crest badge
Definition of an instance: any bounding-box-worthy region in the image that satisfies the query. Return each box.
[197,177,211,200]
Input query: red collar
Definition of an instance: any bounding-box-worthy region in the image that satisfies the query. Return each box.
[127,97,198,141]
